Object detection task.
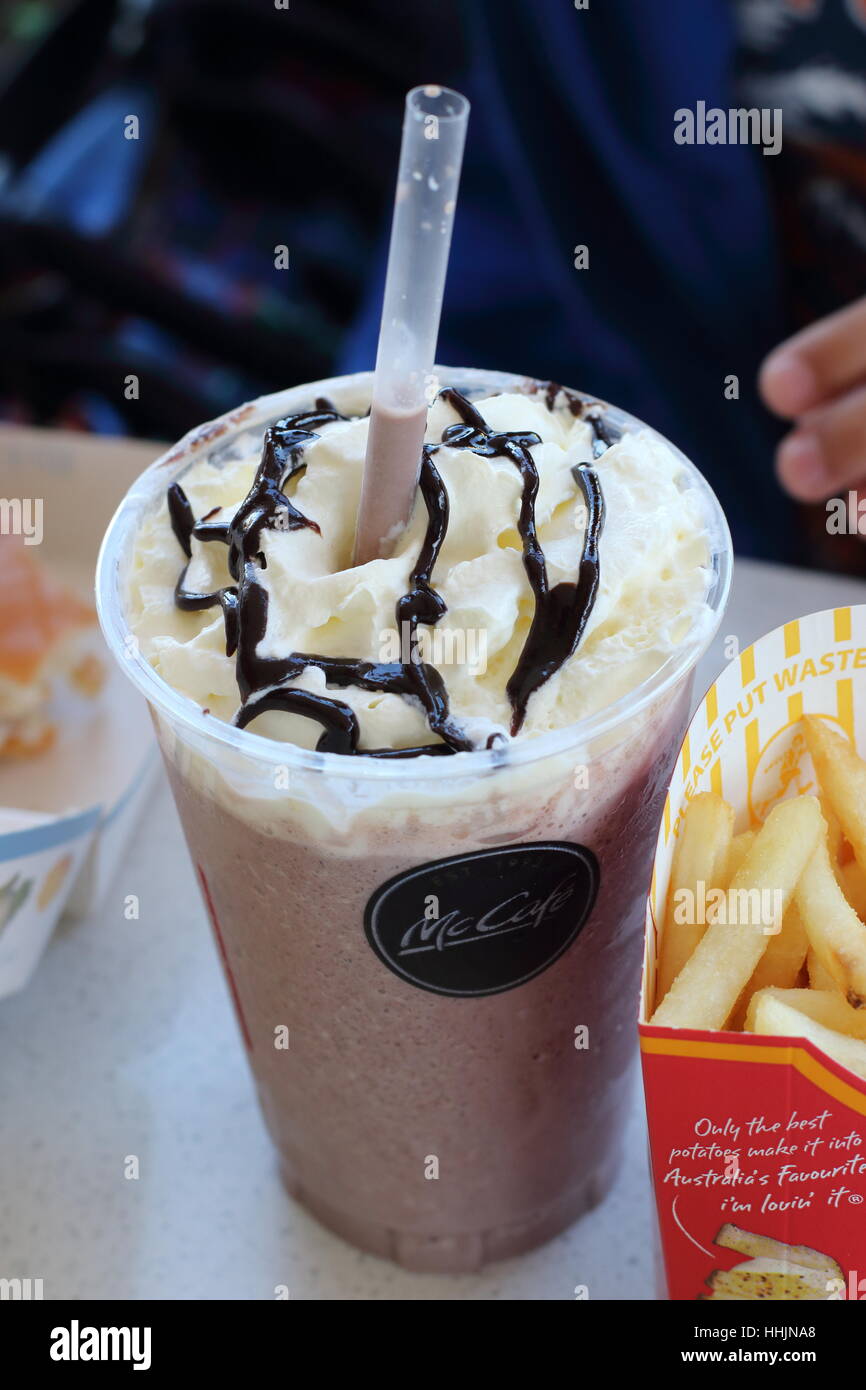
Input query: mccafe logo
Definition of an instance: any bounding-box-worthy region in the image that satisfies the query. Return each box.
[364,842,599,997]
[398,873,578,954]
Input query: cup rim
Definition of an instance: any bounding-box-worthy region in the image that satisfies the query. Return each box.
[95,366,733,782]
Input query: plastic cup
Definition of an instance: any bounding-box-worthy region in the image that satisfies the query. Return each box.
[97,368,731,1272]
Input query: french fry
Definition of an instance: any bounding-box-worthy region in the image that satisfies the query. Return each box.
[707,1259,836,1300]
[807,947,838,992]
[839,859,866,921]
[729,903,809,1029]
[822,798,845,864]
[714,1222,843,1277]
[795,835,866,1008]
[751,991,866,1081]
[724,831,755,887]
[655,792,734,1005]
[803,715,866,873]
[745,987,866,1040]
[651,796,823,1030]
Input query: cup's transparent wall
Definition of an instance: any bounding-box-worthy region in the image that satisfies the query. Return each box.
[98,370,731,1272]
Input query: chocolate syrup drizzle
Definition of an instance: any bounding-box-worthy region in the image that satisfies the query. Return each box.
[537,379,621,457]
[167,388,611,756]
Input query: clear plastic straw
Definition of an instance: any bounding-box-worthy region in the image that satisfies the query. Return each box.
[353,85,470,565]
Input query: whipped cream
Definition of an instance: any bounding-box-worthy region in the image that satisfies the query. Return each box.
[126,385,712,753]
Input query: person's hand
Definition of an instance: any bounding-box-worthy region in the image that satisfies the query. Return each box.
[759,296,866,504]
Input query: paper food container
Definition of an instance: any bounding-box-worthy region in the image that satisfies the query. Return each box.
[0,427,162,998]
[641,604,866,1302]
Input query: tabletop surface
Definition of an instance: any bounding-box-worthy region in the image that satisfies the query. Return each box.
[3,555,866,1301]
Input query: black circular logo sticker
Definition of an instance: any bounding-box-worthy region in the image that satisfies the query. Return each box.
[364,841,599,998]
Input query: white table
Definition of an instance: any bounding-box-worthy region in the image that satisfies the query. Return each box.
[3,557,865,1301]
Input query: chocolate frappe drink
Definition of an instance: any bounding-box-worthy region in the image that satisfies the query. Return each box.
[98,368,730,1271]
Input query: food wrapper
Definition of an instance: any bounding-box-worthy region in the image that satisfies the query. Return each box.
[641,604,866,1302]
[0,805,101,998]
[0,426,160,998]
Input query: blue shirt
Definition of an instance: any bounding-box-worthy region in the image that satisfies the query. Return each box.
[342,0,803,561]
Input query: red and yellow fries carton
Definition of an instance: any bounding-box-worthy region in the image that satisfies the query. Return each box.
[641,605,866,1302]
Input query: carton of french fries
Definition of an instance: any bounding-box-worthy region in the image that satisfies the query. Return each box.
[641,604,866,1301]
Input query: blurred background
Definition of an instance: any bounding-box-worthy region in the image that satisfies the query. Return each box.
[0,0,864,568]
